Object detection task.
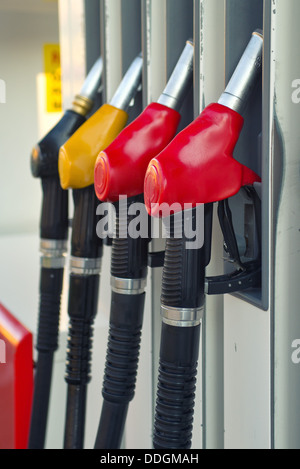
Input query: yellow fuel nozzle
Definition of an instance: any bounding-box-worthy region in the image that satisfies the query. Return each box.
[58,54,143,190]
[59,104,128,189]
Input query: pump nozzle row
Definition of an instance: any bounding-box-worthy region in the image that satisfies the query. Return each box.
[29,31,263,450]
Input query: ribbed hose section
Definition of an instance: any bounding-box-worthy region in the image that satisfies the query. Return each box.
[36,268,64,352]
[102,322,142,403]
[65,318,94,386]
[161,208,206,309]
[111,236,128,278]
[94,291,145,449]
[153,323,201,450]
[161,238,183,306]
[111,195,149,280]
[64,318,94,449]
[154,360,198,449]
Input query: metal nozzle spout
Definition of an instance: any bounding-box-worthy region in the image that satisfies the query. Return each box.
[109,53,143,112]
[157,40,194,112]
[79,57,104,101]
[218,31,263,115]
[72,57,104,116]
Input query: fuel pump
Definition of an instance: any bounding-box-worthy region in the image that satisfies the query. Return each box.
[28,57,103,449]
[58,54,143,449]
[93,41,194,449]
[144,31,263,449]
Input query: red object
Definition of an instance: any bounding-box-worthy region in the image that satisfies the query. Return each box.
[144,103,261,216]
[94,102,181,202]
[0,303,33,449]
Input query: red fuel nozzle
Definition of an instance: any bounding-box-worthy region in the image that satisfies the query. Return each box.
[144,103,260,216]
[144,31,263,217]
[94,41,193,202]
[94,102,181,201]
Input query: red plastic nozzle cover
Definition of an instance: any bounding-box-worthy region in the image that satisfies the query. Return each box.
[144,103,261,216]
[94,102,181,202]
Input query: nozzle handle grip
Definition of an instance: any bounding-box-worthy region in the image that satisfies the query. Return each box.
[36,267,64,352]
[161,206,213,311]
[40,177,68,241]
[71,185,103,259]
[110,195,149,280]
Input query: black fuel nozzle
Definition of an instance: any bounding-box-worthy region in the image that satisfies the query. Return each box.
[31,57,103,181]
[28,57,103,450]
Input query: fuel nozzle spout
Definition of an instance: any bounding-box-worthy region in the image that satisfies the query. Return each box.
[94,41,194,202]
[58,53,143,190]
[157,40,194,112]
[109,53,143,111]
[218,30,263,115]
[72,57,104,117]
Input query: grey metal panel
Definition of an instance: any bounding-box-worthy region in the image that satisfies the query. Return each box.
[121,0,143,121]
[121,0,142,71]
[268,0,300,450]
[224,0,263,178]
[194,0,226,450]
[84,0,101,73]
[84,0,102,111]
[166,0,194,131]
[59,0,102,112]
[100,0,123,104]
[100,0,142,121]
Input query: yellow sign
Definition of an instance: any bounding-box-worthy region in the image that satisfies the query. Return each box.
[44,44,62,113]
